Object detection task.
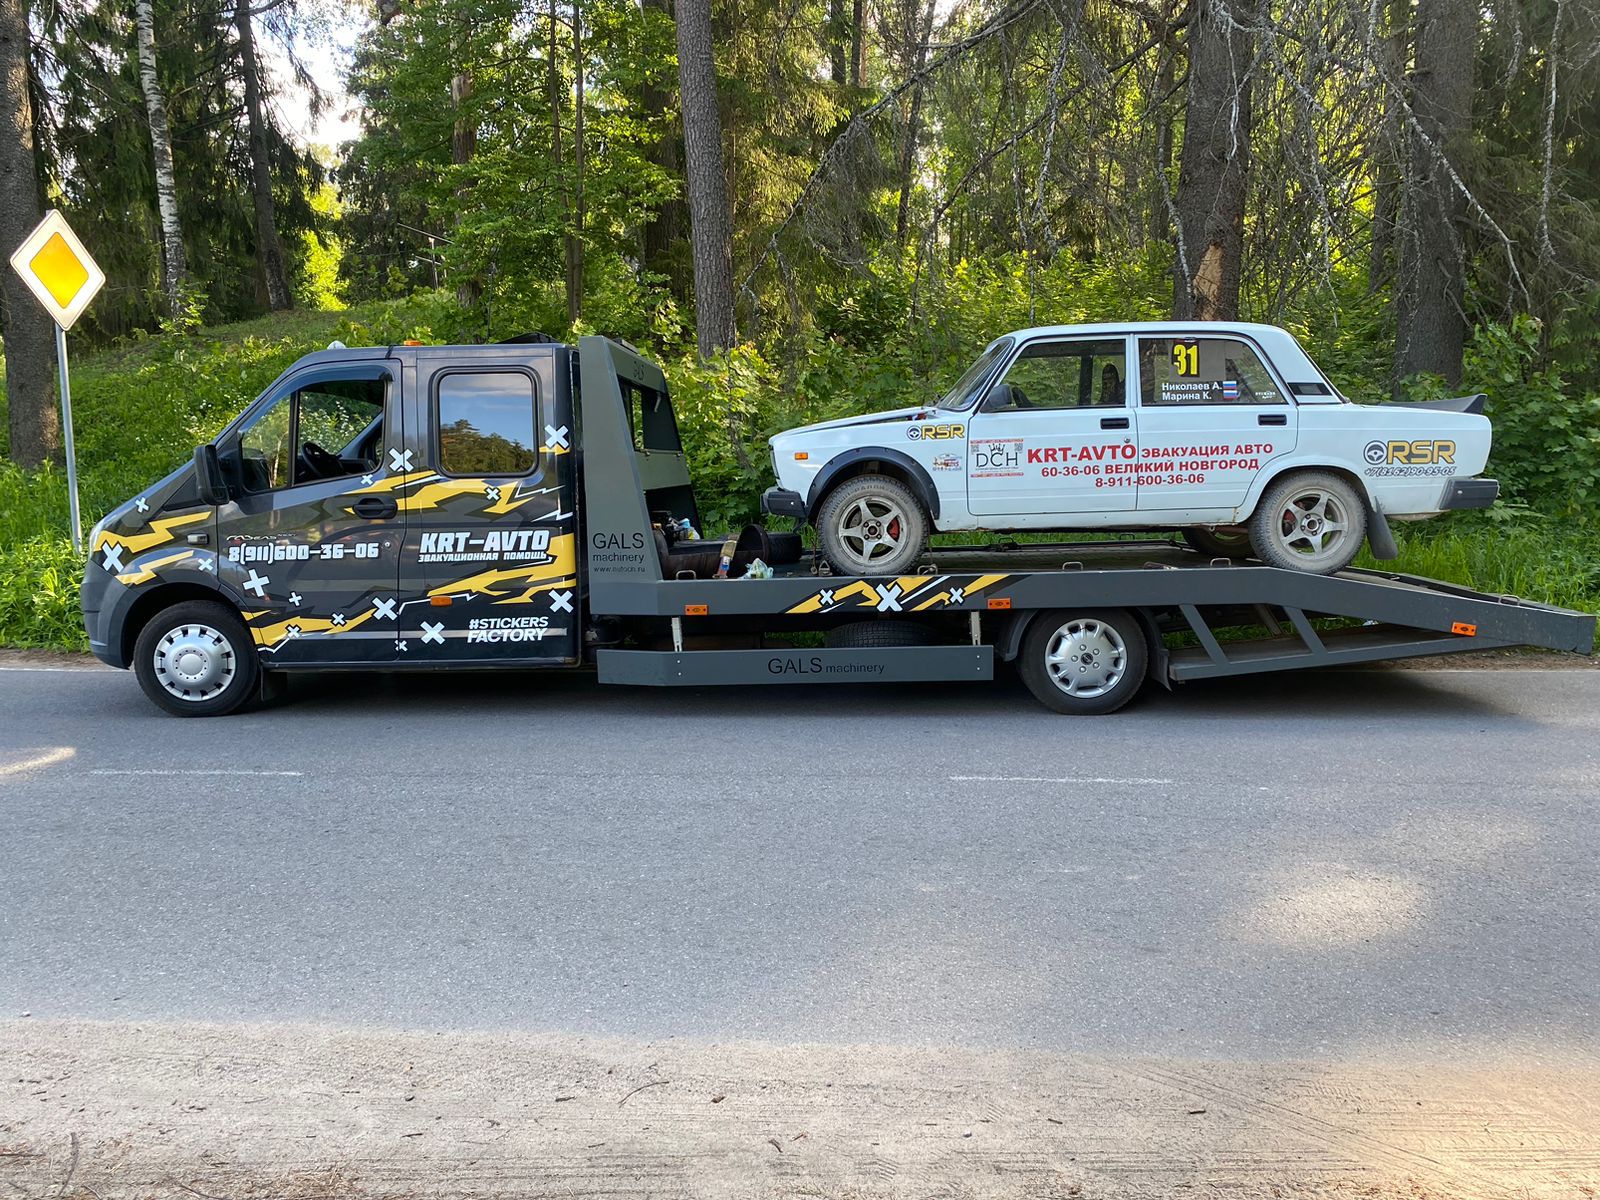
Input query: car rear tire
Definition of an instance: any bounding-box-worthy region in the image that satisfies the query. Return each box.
[133,600,260,717]
[1017,608,1148,715]
[825,620,937,648]
[1248,471,1367,574]
[1182,526,1253,560]
[816,474,928,577]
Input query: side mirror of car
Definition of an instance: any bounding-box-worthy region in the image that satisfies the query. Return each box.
[194,443,230,506]
[981,383,1014,412]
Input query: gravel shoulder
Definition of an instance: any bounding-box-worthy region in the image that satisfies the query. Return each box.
[3,1019,1597,1199]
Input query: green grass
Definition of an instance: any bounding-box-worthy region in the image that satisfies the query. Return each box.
[1,302,1596,651]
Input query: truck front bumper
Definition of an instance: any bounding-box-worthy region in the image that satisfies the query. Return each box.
[761,486,807,520]
[1442,478,1499,510]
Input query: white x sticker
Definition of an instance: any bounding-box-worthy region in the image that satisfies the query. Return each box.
[389,448,414,472]
[288,592,303,606]
[134,497,149,514]
[395,639,408,652]
[421,621,445,645]
[545,424,570,450]
[875,583,904,613]
[285,624,302,639]
[818,588,835,607]
[485,485,501,502]
[373,596,398,621]
[361,474,374,487]
[101,545,124,573]
[195,558,214,574]
[331,613,346,627]
[549,589,573,614]
[242,569,270,598]
[949,587,965,605]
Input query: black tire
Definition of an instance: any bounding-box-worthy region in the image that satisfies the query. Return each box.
[1182,526,1252,560]
[815,474,928,577]
[132,600,260,717]
[1017,608,1148,715]
[1247,470,1367,574]
[825,620,937,649]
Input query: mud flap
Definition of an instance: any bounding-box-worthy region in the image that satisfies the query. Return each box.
[1366,504,1399,561]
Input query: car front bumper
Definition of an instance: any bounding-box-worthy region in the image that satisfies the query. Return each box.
[761,486,807,520]
[1441,477,1499,510]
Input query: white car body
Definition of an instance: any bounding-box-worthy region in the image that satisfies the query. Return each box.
[768,322,1495,538]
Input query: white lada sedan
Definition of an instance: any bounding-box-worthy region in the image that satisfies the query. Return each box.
[762,322,1497,575]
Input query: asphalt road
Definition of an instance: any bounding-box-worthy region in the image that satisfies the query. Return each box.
[2,662,1597,1067]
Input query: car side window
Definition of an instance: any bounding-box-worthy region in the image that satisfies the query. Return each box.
[1138,337,1284,406]
[436,371,539,476]
[982,339,1127,412]
[236,377,385,493]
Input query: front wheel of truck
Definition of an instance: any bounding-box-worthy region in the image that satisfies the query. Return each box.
[133,600,260,717]
[815,473,929,577]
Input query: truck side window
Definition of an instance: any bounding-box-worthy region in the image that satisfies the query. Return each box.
[235,377,385,493]
[437,371,539,476]
[982,339,1127,412]
[1138,337,1283,406]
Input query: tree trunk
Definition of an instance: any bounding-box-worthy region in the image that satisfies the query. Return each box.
[1395,0,1475,385]
[566,1,584,325]
[641,0,686,298]
[0,0,56,468]
[828,0,847,84]
[850,0,865,89]
[451,69,481,310]
[893,0,936,252]
[135,0,187,317]
[673,0,735,357]
[1367,0,1407,292]
[1171,0,1257,320]
[234,0,291,311]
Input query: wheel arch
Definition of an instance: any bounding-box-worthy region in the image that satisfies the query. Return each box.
[119,583,246,668]
[1242,458,1375,517]
[806,448,942,524]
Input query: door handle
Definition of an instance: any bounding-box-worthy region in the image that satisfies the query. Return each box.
[351,496,398,519]
[1100,416,1130,430]
[1258,413,1288,426]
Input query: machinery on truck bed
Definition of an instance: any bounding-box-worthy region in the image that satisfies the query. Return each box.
[80,336,1595,717]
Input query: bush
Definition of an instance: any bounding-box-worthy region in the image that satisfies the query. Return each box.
[0,534,87,650]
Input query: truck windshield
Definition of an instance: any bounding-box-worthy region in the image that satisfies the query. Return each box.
[936,338,1013,411]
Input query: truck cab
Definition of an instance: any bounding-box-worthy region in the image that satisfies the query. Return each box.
[82,340,585,710]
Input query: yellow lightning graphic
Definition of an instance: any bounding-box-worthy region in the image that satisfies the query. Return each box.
[95,511,208,555]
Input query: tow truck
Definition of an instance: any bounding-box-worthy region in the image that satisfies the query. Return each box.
[80,336,1595,717]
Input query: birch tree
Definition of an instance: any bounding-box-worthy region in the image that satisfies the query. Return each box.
[134,0,188,317]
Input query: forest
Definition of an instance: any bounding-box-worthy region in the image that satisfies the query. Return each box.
[0,0,1598,647]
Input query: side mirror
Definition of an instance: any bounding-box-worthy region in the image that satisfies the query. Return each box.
[194,443,229,506]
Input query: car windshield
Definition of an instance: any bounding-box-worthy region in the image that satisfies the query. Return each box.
[935,338,1013,411]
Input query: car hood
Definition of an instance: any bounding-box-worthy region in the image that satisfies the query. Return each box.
[771,405,931,442]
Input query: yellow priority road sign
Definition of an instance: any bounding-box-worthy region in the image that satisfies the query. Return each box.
[9,210,105,331]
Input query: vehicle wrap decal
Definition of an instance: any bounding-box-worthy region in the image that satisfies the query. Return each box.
[92,510,209,557]
[785,572,1013,614]
[115,548,198,587]
[428,532,578,604]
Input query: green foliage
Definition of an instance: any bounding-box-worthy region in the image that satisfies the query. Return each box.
[0,532,88,651]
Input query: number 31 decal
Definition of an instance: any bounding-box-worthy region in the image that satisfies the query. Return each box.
[1173,342,1199,377]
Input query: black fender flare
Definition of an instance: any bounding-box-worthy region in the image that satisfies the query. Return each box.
[805,447,943,524]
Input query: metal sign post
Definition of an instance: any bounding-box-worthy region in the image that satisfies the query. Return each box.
[8,209,106,553]
[53,322,82,550]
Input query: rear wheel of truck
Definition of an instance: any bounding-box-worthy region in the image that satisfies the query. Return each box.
[1248,471,1367,574]
[133,600,260,717]
[816,474,928,577]
[1018,608,1148,715]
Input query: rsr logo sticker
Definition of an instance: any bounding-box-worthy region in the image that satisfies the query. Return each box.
[1364,439,1456,466]
[907,424,965,441]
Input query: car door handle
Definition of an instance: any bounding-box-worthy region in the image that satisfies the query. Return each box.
[351,496,398,519]
[1100,417,1130,430]
[1258,413,1288,426]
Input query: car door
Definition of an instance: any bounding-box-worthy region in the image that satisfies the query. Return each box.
[396,357,580,664]
[966,336,1138,517]
[1133,334,1298,514]
[216,361,403,665]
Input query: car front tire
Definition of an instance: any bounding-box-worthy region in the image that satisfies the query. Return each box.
[815,474,929,577]
[133,600,260,717]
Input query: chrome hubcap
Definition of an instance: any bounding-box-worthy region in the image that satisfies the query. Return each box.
[153,623,236,702]
[837,495,908,566]
[1044,619,1128,698]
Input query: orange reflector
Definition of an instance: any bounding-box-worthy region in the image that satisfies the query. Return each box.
[987,597,1012,610]
[430,596,452,607]
[793,451,809,461]
[1451,621,1477,636]
[685,603,708,616]
[403,338,424,346]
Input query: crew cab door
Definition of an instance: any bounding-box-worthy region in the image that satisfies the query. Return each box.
[395,353,580,663]
[1133,334,1298,514]
[216,361,403,665]
[966,336,1137,517]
